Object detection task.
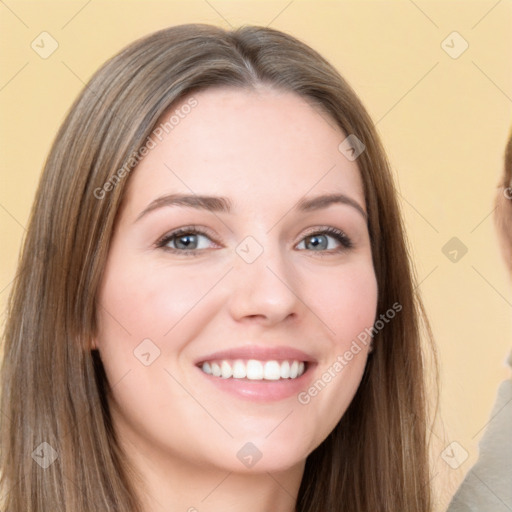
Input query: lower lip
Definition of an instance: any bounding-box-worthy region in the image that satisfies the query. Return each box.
[196,364,316,402]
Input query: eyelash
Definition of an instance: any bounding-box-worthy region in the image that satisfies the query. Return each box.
[301,226,354,253]
[155,225,218,256]
[155,225,353,256]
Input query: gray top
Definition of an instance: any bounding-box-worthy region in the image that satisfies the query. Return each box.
[446,351,512,511]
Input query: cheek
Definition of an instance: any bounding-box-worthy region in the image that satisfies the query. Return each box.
[96,256,225,351]
[294,260,377,440]
[302,260,378,348]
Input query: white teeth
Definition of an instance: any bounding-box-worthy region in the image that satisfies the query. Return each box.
[290,361,299,379]
[246,360,263,380]
[221,360,232,379]
[200,359,307,381]
[263,361,281,380]
[232,360,246,378]
[211,362,221,377]
[280,360,290,379]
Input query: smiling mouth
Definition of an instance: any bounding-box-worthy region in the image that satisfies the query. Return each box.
[198,359,307,381]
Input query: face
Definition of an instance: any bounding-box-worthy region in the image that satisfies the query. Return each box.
[496,161,512,273]
[95,87,378,474]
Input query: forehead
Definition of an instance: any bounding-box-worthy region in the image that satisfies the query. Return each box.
[122,87,365,216]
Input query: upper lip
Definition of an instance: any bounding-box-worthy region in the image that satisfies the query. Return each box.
[195,345,317,365]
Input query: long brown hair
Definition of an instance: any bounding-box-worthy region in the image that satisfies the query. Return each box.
[1,24,436,511]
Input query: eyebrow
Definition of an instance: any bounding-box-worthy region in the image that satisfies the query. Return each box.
[135,192,367,222]
[135,194,232,222]
[296,193,367,219]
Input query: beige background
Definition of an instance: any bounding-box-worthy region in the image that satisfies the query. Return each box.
[1,1,511,510]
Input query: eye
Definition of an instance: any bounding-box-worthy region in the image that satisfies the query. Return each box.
[296,227,353,252]
[156,227,218,254]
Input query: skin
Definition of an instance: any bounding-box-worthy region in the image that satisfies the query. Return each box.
[496,185,512,274]
[94,86,378,512]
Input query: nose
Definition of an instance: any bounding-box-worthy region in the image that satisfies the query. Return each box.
[227,242,301,327]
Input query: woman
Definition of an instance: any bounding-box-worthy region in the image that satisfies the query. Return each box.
[495,134,512,274]
[0,24,434,511]
[447,132,512,511]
